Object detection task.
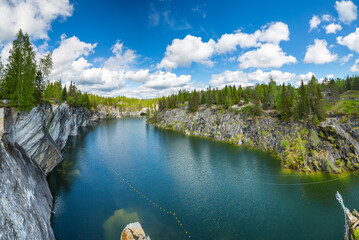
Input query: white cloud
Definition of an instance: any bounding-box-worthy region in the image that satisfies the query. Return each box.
[51,34,97,82]
[303,39,338,64]
[326,74,335,79]
[215,31,260,54]
[237,43,297,69]
[322,14,333,22]
[0,0,73,42]
[215,22,289,54]
[104,41,137,70]
[50,35,142,94]
[49,35,194,97]
[144,71,191,89]
[0,42,12,64]
[124,69,150,83]
[325,23,342,34]
[339,53,353,65]
[293,72,316,86]
[157,35,216,70]
[209,69,313,88]
[337,28,359,53]
[258,22,290,45]
[350,59,359,71]
[209,70,250,88]
[335,0,357,24]
[309,15,321,31]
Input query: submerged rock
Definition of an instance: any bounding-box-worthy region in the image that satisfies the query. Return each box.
[121,222,150,240]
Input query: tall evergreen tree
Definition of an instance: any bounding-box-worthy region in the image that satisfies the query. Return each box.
[62,86,68,101]
[280,83,292,121]
[296,80,309,120]
[2,30,36,111]
[328,79,339,102]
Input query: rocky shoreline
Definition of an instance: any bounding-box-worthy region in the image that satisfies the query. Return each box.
[150,106,359,173]
[0,103,146,239]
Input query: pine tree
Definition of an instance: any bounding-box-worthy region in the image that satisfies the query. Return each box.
[34,52,53,103]
[253,90,261,116]
[296,80,309,120]
[2,30,36,111]
[33,70,44,103]
[280,83,292,121]
[267,77,277,109]
[328,79,338,101]
[62,86,67,101]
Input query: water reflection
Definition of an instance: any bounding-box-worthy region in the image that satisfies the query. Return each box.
[50,118,359,240]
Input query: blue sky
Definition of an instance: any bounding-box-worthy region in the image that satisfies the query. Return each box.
[0,0,359,98]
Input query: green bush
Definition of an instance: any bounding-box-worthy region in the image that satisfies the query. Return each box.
[309,131,320,147]
[354,229,359,239]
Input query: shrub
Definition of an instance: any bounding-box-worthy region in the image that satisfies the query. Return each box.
[309,131,320,147]
[354,229,359,240]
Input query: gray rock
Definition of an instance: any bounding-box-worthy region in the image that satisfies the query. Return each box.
[152,107,359,173]
[0,138,54,240]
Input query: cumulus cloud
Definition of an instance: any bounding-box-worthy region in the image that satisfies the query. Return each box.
[215,22,289,54]
[309,15,321,31]
[50,35,143,94]
[325,23,342,34]
[335,0,357,24]
[51,34,97,82]
[339,53,353,65]
[326,74,335,79]
[337,28,359,53]
[322,14,333,22]
[124,69,150,83]
[237,43,297,69]
[209,69,313,88]
[350,59,359,72]
[104,41,138,70]
[143,71,191,89]
[0,0,73,42]
[303,39,338,64]
[48,35,195,97]
[293,72,316,86]
[157,35,215,70]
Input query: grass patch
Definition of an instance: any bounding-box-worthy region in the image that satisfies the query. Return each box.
[326,100,359,114]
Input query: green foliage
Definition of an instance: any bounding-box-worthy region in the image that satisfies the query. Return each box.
[262,129,266,137]
[280,83,292,121]
[1,30,36,111]
[312,114,320,125]
[281,139,290,150]
[326,99,359,115]
[295,80,309,120]
[309,131,320,147]
[354,229,359,240]
[67,96,75,106]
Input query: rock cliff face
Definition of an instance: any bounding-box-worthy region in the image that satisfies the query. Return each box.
[151,107,359,173]
[0,138,54,240]
[0,103,126,240]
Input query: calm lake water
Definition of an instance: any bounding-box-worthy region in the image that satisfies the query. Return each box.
[48,118,359,240]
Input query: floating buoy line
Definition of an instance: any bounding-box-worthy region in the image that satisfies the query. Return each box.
[65,146,191,239]
[65,145,359,238]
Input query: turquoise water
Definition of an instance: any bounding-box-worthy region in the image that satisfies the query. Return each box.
[48,118,359,240]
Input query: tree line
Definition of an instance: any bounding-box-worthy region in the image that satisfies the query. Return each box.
[158,75,359,123]
[0,30,157,112]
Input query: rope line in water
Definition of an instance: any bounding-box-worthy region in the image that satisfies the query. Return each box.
[65,146,191,239]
